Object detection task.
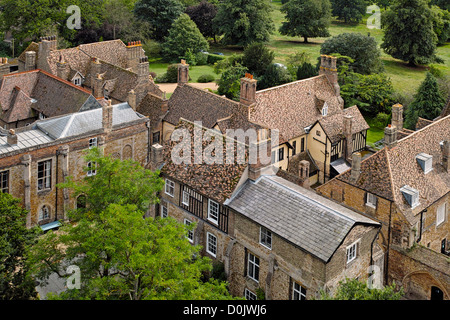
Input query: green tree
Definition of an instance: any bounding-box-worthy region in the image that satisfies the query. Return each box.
[185,0,218,41]
[217,63,248,100]
[320,32,384,75]
[381,0,438,66]
[162,13,209,62]
[404,72,446,129]
[279,0,332,43]
[330,0,366,23]
[431,0,450,11]
[430,5,450,46]
[213,0,275,46]
[242,42,275,77]
[0,193,39,300]
[258,63,293,90]
[297,62,318,80]
[285,51,311,78]
[320,278,404,300]
[134,0,184,42]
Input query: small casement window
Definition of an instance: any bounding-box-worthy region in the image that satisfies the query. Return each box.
[0,170,9,193]
[182,191,190,206]
[247,252,260,282]
[436,203,446,226]
[184,219,194,243]
[292,141,297,156]
[206,232,217,257]
[152,131,160,144]
[346,240,359,264]
[244,289,257,300]
[278,147,284,161]
[37,160,52,191]
[366,192,377,208]
[316,130,321,137]
[38,205,50,221]
[301,137,305,152]
[160,203,168,218]
[292,282,307,300]
[260,227,272,249]
[87,162,97,176]
[208,199,219,224]
[322,103,328,116]
[89,137,97,149]
[165,179,175,197]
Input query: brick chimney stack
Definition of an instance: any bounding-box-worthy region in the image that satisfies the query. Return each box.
[391,103,403,130]
[319,55,340,97]
[240,73,257,107]
[350,152,361,183]
[0,57,10,78]
[177,59,189,86]
[7,129,17,146]
[127,89,137,111]
[102,99,113,133]
[126,40,144,72]
[137,56,150,84]
[384,124,397,148]
[56,54,70,81]
[25,51,37,71]
[248,137,273,181]
[38,36,57,73]
[299,160,310,188]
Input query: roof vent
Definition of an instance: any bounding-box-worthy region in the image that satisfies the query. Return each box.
[400,185,420,209]
[416,153,433,174]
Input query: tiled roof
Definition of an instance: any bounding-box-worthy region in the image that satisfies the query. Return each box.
[227,175,379,262]
[0,70,95,122]
[415,117,434,130]
[251,75,344,143]
[165,84,239,128]
[136,92,166,129]
[318,105,369,144]
[161,119,248,203]
[335,114,450,220]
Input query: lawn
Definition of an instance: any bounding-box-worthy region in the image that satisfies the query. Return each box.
[365,117,387,149]
[150,0,450,98]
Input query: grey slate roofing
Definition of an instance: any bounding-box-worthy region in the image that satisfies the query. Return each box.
[36,102,142,139]
[0,102,142,154]
[227,175,379,262]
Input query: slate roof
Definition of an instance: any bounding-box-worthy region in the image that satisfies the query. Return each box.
[227,175,379,262]
[0,69,96,123]
[161,119,248,203]
[335,114,450,222]
[251,75,346,143]
[0,129,53,155]
[136,92,167,130]
[36,102,142,139]
[165,84,239,128]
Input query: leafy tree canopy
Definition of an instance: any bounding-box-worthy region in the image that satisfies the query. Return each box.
[320,278,404,300]
[185,0,218,40]
[330,0,366,23]
[242,42,275,77]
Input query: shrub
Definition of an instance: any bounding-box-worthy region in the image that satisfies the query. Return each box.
[242,42,275,77]
[297,62,318,80]
[197,74,216,83]
[207,53,226,65]
[373,112,390,129]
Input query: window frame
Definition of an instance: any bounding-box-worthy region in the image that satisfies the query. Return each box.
[87,161,97,177]
[206,232,217,257]
[38,205,50,221]
[165,179,175,197]
[0,170,9,193]
[278,147,284,161]
[292,281,307,300]
[260,227,272,250]
[182,190,190,207]
[322,103,328,116]
[207,199,219,224]
[184,219,194,243]
[366,192,377,208]
[346,240,359,264]
[89,137,97,149]
[436,203,446,227]
[244,289,257,300]
[37,159,52,191]
[247,252,260,282]
[160,202,168,218]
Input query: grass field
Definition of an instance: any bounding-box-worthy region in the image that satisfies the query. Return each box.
[150,0,450,98]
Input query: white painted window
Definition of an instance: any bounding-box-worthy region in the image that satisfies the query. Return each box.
[245,289,257,300]
[346,240,359,263]
[208,199,219,224]
[37,160,52,191]
[73,77,81,86]
[437,203,446,226]
[260,227,272,249]
[165,179,174,197]
[248,253,260,282]
[366,192,377,208]
[160,203,168,218]
[184,219,194,243]
[322,103,328,116]
[292,282,307,300]
[182,191,190,206]
[206,232,217,257]
[87,161,97,176]
[38,205,50,221]
[89,137,97,149]
[0,170,9,193]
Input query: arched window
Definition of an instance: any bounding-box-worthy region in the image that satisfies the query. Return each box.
[122,145,133,160]
[38,205,50,221]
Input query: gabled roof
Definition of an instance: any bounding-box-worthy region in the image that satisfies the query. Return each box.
[165,84,239,128]
[251,75,344,143]
[335,114,450,222]
[227,175,379,262]
[161,119,248,203]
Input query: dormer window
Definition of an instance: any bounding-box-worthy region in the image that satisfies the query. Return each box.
[321,102,328,116]
[400,185,420,209]
[73,77,81,86]
[416,153,433,174]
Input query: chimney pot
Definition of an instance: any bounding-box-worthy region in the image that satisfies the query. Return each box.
[7,129,17,146]
[350,152,361,182]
